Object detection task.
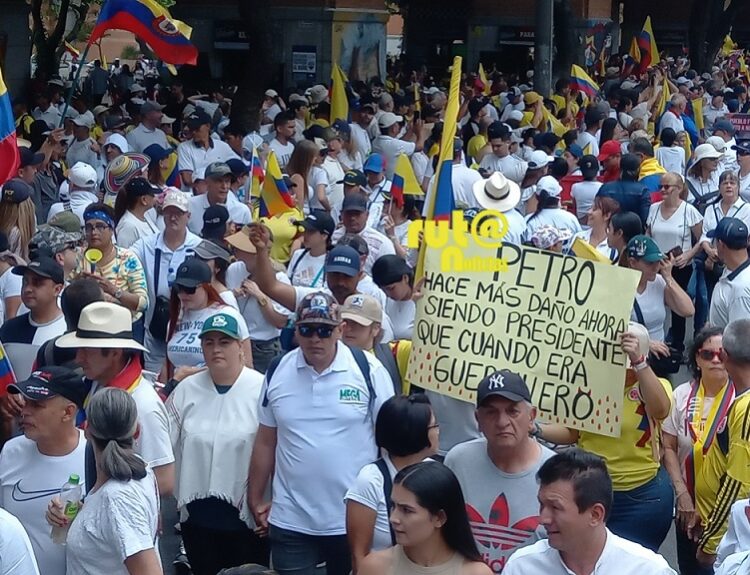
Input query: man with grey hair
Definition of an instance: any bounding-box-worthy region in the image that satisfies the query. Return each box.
[659,93,686,136]
[445,369,554,573]
[696,319,750,567]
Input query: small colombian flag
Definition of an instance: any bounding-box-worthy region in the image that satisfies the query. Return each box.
[570,65,600,100]
[259,151,295,217]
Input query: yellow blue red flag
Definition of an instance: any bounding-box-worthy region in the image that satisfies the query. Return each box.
[0,67,19,187]
[259,151,295,217]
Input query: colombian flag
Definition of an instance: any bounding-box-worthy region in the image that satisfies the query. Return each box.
[250,146,264,199]
[570,65,599,99]
[259,151,295,217]
[89,0,198,66]
[636,16,659,73]
[0,67,19,187]
[415,56,461,279]
[0,341,16,393]
[391,153,424,208]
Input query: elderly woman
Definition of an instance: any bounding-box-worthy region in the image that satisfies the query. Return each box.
[73,203,149,337]
[166,312,267,574]
[536,323,675,553]
[663,326,731,575]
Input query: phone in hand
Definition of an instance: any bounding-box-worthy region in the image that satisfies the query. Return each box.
[667,246,683,258]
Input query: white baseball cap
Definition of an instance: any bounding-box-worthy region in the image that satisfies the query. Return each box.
[378,112,404,129]
[68,162,98,189]
[162,188,190,212]
[536,175,562,197]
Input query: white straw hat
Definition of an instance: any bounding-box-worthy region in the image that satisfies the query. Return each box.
[56,302,146,351]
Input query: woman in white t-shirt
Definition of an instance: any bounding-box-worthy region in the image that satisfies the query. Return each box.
[572,195,619,263]
[372,255,416,341]
[286,140,319,213]
[646,172,703,352]
[685,143,721,208]
[166,311,268,573]
[656,128,686,176]
[0,238,22,325]
[345,394,439,573]
[378,193,420,268]
[165,258,252,382]
[64,388,161,575]
[114,177,159,249]
[662,327,732,575]
[570,155,602,224]
[287,211,334,287]
[193,239,238,309]
[625,235,694,373]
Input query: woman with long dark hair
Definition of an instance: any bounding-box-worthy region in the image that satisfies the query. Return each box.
[345,395,439,572]
[607,210,643,266]
[114,177,159,249]
[287,210,334,288]
[358,462,491,575]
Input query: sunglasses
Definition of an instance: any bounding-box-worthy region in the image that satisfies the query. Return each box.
[177,285,197,295]
[658,184,675,189]
[298,324,335,338]
[698,349,723,361]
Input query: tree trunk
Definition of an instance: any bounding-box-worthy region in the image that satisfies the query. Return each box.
[31,0,73,79]
[233,0,273,132]
[689,0,746,73]
[553,0,575,80]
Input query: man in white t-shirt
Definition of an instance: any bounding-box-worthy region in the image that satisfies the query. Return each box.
[709,218,750,328]
[362,154,392,228]
[479,122,528,185]
[445,370,554,574]
[267,111,296,171]
[350,102,375,157]
[55,302,174,496]
[713,119,740,173]
[503,449,675,575]
[0,507,39,575]
[447,137,483,209]
[126,101,169,153]
[177,110,238,190]
[0,367,88,575]
[331,193,395,275]
[371,112,426,178]
[248,291,394,575]
[46,162,99,228]
[576,109,603,158]
[224,228,292,373]
[188,162,251,234]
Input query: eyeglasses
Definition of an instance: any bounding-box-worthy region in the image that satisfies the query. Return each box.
[84,223,110,234]
[177,285,197,295]
[698,349,723,361]
[427,423,440,430]
[298,324,335,338]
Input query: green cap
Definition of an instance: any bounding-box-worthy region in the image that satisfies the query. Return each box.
[626,235,664,263]
[199,312,241,340]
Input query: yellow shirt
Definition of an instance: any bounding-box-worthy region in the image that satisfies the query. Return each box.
[253,207,304,264]
[697,391,750,554]
[578,377,672,491]
[467,134,487,162]
[550,94,580,117]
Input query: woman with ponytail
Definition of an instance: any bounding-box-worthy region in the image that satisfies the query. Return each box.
[523,175,581,245]
[65,388,162,574]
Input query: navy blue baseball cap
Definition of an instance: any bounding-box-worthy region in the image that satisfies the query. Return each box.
[325,245,361,277]
[732,140,750,155]
[708,217,749,249]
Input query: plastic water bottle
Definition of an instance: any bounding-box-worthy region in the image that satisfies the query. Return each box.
[51,474,82,545]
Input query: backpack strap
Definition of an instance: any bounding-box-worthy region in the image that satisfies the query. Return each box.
[374,343,402,396]
[289,248,310,281]
[261,353,286,407]
[374,458,397,546]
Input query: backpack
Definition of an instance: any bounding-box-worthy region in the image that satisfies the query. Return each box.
[374,458,397,546]
[373,343,402,396]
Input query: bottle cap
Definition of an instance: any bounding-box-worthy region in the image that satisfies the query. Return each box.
[68,474,80,485]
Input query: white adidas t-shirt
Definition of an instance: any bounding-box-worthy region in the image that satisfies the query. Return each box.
[0,431,86,575]
[167,304,250,368]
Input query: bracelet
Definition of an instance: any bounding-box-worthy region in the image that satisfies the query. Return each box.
[633,356,649,371]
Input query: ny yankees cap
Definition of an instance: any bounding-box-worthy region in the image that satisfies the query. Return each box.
[476,369,531,407]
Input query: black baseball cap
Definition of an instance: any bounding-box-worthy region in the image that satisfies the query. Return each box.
[341,194,368,213]
[338,170,367,187]
[476,369,531,407]
[325,245,361,277]
[186,109,212,129]
[226,158,250,178]
[203,204,229,231]
[708,217,749,249]
[294,211,335,236]
[12,256,65,285]
[125,177,158,198]
[732,140,750,155]
[19,147,45,168]
[174,257,212,288]
[8,366,88,408]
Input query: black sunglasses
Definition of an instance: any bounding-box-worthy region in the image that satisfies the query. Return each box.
[298,324,335,338]
[177,285,197,295]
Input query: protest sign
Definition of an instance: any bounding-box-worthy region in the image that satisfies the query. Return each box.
[728,113,750,139]
[406,237,640,437]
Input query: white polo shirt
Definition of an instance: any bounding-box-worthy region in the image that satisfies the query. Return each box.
[709,259,750,328]
[479,153,528,185]
[350,123,372,157]
[126,124,169,154]
[504,529,675,575]
[177,138,239,177]
[130,229,202,324]
[187,194,251,234]
[259,342,395,535]
[225,262,293,341]
[372,135,416,178]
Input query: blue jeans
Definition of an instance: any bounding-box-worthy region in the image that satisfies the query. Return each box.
[269,525,351,575]
[608,467,673,552]
[676,523,714,575]
[690,261,709,335]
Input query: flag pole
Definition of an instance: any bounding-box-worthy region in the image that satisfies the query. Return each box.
[58,42,93,128]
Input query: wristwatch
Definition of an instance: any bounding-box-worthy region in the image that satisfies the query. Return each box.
[258,296,268,307]
[113,288,123,299]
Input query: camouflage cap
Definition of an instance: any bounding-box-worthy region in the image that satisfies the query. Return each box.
[31,225,81,255]
[48,210,83,234]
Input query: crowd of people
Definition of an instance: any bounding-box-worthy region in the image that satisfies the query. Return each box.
[3,49,750,575]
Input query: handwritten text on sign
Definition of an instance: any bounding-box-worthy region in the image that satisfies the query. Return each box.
[406,240,640,437]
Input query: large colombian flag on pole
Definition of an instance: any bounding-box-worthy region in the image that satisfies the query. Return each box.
[636,16,659,73]
[0,67,19,187]
[259,151,295,217]
[415,56,461,279]
[89,0,198,65]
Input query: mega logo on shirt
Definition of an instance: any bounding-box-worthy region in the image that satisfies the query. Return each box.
[339,387,361,403]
